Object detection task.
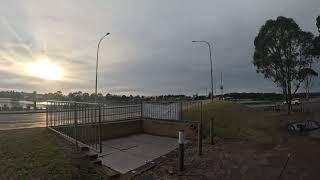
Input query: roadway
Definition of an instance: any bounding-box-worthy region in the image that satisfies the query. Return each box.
[0,112,46,130]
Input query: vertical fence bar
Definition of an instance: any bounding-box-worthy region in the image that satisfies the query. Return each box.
[74,102,78,150]
[210,117,214,145]
[198,122,202,156]
[179,102,183,120]
[94,107,97,150]
[198,102,203,156]
[99,105,102,153]
[46,102,48,127]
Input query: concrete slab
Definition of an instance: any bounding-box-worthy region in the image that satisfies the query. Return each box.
[99,134,178,174]
[100,151,146,173]
[102,137,141,150]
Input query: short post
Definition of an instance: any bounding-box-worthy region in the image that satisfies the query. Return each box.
[178,130,185,171]
[198,122,202,156]
[210,117,214,145]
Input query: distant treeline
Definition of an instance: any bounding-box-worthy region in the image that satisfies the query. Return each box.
[224,92,320,101]
[2,90,319,102]
[0,90,198,103]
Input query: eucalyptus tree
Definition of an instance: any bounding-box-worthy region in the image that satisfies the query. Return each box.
[253,16,318,113]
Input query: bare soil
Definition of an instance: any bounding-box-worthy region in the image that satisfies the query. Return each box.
[136,135,320,180]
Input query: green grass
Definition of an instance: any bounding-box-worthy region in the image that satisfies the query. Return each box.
[184,100,283,144]
[0,128,101,180]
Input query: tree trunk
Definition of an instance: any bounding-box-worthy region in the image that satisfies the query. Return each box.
[287,81,292,115]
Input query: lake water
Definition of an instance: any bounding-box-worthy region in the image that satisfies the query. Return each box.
[0,98,47,110]
[238,100,279,108]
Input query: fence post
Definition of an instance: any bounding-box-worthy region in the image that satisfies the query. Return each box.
[210,117,214,145]
[99,105,102,153]
[74,102,78,151]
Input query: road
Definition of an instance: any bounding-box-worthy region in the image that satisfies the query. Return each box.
[0,112,46,130]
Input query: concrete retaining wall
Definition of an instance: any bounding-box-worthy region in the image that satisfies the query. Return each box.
[142,119,198,140]
[53,118,198,142]
[100,119,143,140]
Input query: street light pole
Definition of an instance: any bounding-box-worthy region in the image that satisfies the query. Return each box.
[95,33,110,102]
[192,40,214,102]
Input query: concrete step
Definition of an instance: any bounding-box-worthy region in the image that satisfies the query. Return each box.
[80,146,89,152]
[92,159,102,165]
[82,152,98,160]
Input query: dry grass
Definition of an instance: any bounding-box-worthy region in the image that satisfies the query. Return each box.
[184,100,294,144]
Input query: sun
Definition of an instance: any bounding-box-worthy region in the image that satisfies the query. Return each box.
[28,58,63,81]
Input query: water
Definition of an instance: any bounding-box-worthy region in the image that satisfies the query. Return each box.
[238,100,279,108]
[0,98,47,111]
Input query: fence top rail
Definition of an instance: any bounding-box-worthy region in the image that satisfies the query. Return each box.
[0,110,46,115]
[144,100,205,103]
[47,101,141,109]
[102,104,141,109]
[47,100,99,105]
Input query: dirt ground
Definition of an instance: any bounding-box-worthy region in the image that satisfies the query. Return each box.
[135,135,320,180]
[134,101,320,180]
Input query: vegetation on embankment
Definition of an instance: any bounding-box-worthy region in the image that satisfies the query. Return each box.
[0,128,100,180]
[184,100,290,144]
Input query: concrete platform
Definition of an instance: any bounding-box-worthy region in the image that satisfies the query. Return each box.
[98,134,178,174]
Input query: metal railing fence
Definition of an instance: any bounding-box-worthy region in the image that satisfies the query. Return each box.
[142,101,203,121]
[47,100,206,153]
[47,101,103,152]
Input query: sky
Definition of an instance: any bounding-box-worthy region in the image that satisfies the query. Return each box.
[0,0,319,96]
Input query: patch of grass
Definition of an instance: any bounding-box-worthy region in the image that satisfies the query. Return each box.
[0,128,101,180]
[183,100,283,144]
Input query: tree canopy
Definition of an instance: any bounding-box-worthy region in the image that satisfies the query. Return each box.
[253,16,318,112]
[313,16,320,56]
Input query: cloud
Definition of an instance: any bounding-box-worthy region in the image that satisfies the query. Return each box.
[0,0,319,95]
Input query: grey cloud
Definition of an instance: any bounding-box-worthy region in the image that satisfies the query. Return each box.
[0,0,319,95]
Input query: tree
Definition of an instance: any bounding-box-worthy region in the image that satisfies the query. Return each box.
[304,16,320,100]
[253,16,318,113]
[313,16,320,56]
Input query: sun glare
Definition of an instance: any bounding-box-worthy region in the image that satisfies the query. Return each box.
[28,58,63,81]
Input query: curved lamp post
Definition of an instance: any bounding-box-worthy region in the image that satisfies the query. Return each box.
[192,40,214,102]
[95,33,110,102]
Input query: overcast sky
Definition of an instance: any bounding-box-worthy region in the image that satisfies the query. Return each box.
[0,0,319,95]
